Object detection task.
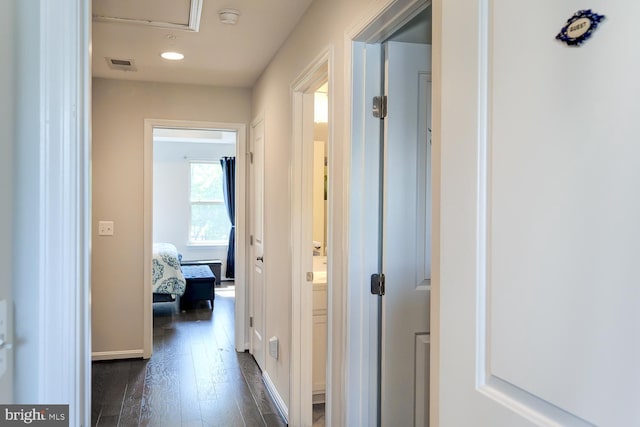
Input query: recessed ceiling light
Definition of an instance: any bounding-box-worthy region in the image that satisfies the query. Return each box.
[160,51,184,61]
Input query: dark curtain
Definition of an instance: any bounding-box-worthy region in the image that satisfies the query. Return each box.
[220,157,236,278]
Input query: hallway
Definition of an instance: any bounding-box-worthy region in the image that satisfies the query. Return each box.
[91,287,286,426]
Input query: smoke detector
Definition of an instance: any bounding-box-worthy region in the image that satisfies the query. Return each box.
[218,8,240,25]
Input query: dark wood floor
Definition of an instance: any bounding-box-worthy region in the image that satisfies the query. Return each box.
[92,287,287,427]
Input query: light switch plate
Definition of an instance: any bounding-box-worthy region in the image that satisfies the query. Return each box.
[98,221,114,236]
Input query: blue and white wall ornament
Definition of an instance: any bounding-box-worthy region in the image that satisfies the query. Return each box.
[556,10,605,46]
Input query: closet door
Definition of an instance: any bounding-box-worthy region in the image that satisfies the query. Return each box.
[249,117,265,371]
[380,41,432,427]
[439,1,640,425]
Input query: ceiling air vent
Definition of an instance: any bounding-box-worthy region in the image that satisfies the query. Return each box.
[106,57,137,72]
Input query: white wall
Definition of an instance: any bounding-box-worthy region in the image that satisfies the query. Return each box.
[312,139,326,255]
[0,0,15,402]
[250,0,372,421]
[153,140,235,275]
[92,78,250,355]
[13,0,42,401]
[313,122,328,255]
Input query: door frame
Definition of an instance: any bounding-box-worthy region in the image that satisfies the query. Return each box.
[143,119,248,356]
[343,0,437,425]
[15,0,92,423]
[290,49,332,427]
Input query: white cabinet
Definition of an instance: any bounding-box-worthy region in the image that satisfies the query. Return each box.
[312,280,327,401]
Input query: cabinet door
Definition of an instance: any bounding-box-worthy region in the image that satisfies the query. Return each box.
[312,283,327,315]
[312,314,327,395]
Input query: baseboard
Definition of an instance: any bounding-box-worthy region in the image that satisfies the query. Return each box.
[262,371,289,424]
[91,349,145,361]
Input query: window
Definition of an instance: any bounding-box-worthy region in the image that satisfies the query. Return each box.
[189,162,231,244]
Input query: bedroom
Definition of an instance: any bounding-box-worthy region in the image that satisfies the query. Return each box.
[152,126,236,290]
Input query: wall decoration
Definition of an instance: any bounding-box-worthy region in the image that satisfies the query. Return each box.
[556,9,605,46]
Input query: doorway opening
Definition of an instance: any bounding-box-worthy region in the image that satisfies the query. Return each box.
[311,82,329,425]
[143,119,247,358]
[345,1,432,426]
[290,52,332,427]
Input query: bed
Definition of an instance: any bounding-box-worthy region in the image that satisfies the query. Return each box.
[152,243,186,302]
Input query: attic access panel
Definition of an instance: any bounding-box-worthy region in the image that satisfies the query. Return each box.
[93,0,202,31]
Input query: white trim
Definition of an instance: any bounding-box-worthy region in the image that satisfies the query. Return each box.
[185,242,229,248]
[324,51,338,427]
[93,0,203,32]
[263,371,289,425]
[91,350,145,361]
[343,39,383,427]
[346,0,429,43]
[81,2,92,423]
[33,0,91,424]
[235,120,248,353]
[143,120,154,359]
[143,119,248,357]
[290,49,331,427]
[430,1,442,425]
[343,1,431,426]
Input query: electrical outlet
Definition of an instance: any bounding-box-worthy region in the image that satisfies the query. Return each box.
[98,221,114,236]
[269,336,279,360]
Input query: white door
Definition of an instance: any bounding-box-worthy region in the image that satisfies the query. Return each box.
[249,118,266,371]
[439,1,640,425]
[381,41,432,426]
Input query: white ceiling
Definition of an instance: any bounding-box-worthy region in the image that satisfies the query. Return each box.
[92,0,314,88]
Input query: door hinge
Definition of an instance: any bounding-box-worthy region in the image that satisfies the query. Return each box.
[306,272,314,282]
[250,152,254,163]
[372,95,387,119]
[250,235,254,245]
[370,273,385,296]
[249,316,253,327]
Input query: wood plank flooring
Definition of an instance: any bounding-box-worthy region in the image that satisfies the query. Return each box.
[92,287,287,427]
[312,403,325,427]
